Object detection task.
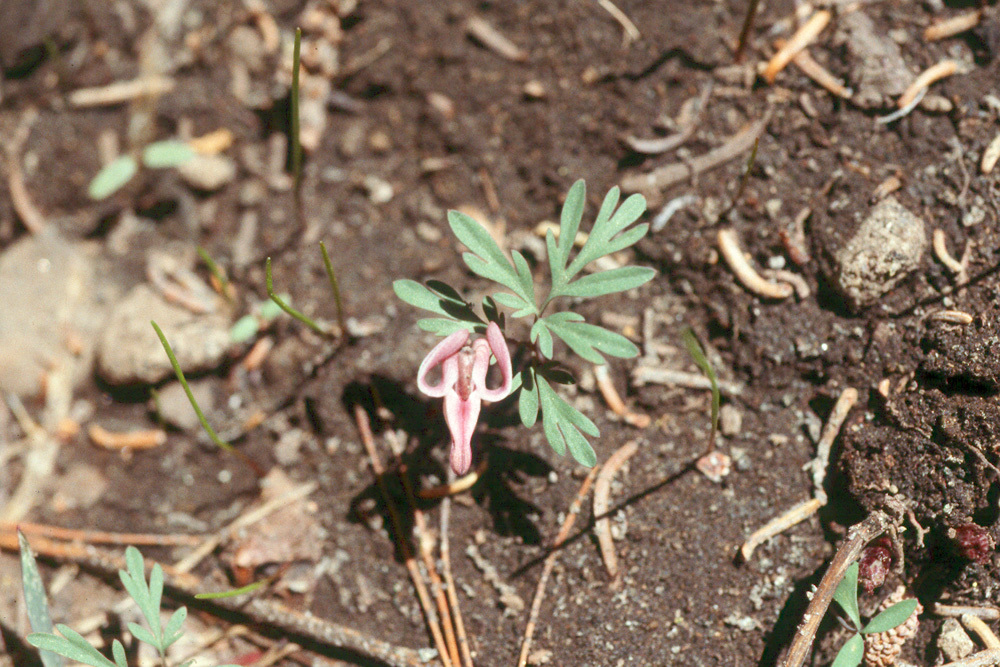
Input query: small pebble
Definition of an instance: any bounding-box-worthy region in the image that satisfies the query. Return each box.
[177,154,237,191]
[719,404,743,436]
[937,618,974,662]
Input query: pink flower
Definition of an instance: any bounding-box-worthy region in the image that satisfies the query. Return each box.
[417,322,513,475]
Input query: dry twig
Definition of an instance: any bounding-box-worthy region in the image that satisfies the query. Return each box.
[808,387,858,503]
[938,649,1000,667]
[441,492,474,667]
[88,424,167,450]
[594,440,639,582]
[934,605,1000,621]
[779,510,897,667]
[625,84,712,155]
[354,405,453,667]
[929,310,974,325]
[620,113,771,198]
[0,522,201,547]
[517,467,599,667]
[631,367,743,395]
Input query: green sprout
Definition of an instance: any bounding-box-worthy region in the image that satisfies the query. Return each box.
[21,538,238,667]
[828,561,920,667]
[88,140,195,200]
[682,327,720,454]
[395,179,655,468]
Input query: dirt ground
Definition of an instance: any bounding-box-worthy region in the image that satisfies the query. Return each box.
[2,0,1000,666]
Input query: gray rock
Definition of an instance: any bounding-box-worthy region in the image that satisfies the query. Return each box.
[837,11,914,108]
[720,404,743,437]
[833,197,927,310]
[154,379,215,430]
[177,153,237,191]
[937,618,974,662]
[98,284,232,384]
[0,232,105,397]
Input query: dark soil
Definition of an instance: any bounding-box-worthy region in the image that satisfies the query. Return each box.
[2,1,1000,666]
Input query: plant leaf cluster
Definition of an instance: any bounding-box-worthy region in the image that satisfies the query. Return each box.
[394,180,655,467]
[829,561,920,667]
[21,539,237,667]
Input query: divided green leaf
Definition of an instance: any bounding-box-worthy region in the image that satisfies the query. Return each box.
[558,265,656,299]
[537,374,598,467]
[450,211,537,313]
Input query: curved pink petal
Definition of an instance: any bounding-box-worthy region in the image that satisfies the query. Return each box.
[478,321,513,402]
[443,390,481,475]
[417,328,469,397]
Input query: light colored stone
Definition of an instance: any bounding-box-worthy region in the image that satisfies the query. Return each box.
[154,379,215,430]
[177,153,237,191]
[719,404,742,437]
[937,618,974,662]
[98,284,232,384]
[833,197,927,310]
[0,232,105,397]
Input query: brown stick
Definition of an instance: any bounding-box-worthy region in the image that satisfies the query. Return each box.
[779,511,895,667]
[0,522,202,547]
[441,492,474,667]
[354,404,453,667]
[517,467,600,667]
[401,467,461,667]
[594,441,640,582]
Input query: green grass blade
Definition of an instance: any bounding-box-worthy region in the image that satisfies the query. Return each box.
[151,320,234,452]
[320,241,347,334]
[265,257,331,336]
[196,246,232,302]
[682,328,720,452]
[195,580,268,599]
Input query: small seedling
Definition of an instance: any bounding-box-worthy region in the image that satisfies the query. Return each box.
[21,536,238,667]
[828,560,919,667]
[88,140,195,200]
[395,179,655,472]
[681,327,720,453]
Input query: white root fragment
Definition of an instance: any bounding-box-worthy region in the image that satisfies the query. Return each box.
[465,16,528,62]
[897,60,959,109]
[718,228,794,299]
[933,228,969,283]
[594,440,639,582]
[596,0,640,44]
[924,11,982,41]
[962,614,1000,650]
[807,387,858,503]
[740,497,824,561]
[928,310,974,325]
[982,133,1000,175]
[937,649,1000,667]
[933,604,1000,621]
[762,269,811,299]
[68,76,175,107]
[594,365,650,428]
[631,367,744,395]
[762,11,831,84]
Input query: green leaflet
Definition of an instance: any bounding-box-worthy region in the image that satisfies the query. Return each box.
[19,532,64,667]
[88,155,137,199]
[537,374,598,467]
[518,368,540,427]
[558,266,656,299]
[393,279,482,326]
[543,312,639,364]
[450,210,537,312]
[862,599,919,635]
[832,561,861,628]
[141,140,195,168]
[830,633,864,667]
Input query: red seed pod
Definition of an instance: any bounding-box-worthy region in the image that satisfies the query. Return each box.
[858,536,894,594]
[951,524,995,564]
